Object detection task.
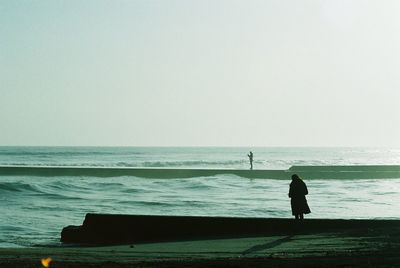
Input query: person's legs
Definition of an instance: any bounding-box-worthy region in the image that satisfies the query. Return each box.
[300,213,304,220]
[295,214,299,220]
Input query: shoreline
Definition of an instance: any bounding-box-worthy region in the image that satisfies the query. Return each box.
[1,219,400,267]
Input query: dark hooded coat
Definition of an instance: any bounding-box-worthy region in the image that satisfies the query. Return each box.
[289,177,311,215]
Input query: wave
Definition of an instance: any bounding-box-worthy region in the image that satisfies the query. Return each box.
[0,181,87,202]
[0,163,119,167]
[117,200,169,207]
[0,151,116,157]
[0,160,247,168]
[140,160,246,167]
[0,182,40,193]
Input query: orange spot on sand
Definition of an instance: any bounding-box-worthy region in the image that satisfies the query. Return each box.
[41,257,52,268]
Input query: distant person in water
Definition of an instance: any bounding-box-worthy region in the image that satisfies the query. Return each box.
[247,151,253,170]
[289,174,311,220]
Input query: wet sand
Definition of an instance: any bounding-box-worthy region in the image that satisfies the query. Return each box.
[1,220,400,267]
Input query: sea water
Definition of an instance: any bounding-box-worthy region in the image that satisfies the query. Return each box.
[0,147,400,248]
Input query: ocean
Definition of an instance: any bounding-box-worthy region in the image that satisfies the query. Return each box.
[1,146,400,248]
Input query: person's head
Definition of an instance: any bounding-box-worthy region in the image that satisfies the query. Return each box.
[291,174,300,181]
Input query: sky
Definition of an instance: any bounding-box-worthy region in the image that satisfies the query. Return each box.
[1,0,400,147]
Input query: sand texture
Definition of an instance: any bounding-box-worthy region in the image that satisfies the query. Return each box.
[1,221,400,267]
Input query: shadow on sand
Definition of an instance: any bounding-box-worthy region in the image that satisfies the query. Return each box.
[241,235,294,255]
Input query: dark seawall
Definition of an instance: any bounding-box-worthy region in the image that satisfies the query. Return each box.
[0,166,285,179]
[1,165,400,179]
[61,213,400,245]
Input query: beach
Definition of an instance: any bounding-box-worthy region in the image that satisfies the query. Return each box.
[1,147,400,248]
[3,0,400,265]
[1,147,400,267]
[1,220,400,267]
[4,0,400,265]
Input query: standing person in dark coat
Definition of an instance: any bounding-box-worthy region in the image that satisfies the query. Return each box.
[289,174,311,220]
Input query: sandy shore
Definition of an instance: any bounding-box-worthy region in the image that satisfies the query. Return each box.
[1,221,400,267]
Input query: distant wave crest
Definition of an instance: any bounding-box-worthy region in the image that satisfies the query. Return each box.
[0,160,247,168]
[141,160,246,167]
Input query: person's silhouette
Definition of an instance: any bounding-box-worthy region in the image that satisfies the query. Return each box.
[247,151,253,170]
[288,174,311,220]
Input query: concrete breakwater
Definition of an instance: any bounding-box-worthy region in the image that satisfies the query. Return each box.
[61,213,400,245]
[1,165,400,179]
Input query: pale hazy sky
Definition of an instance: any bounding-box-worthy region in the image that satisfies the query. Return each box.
[1,0,400,146]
